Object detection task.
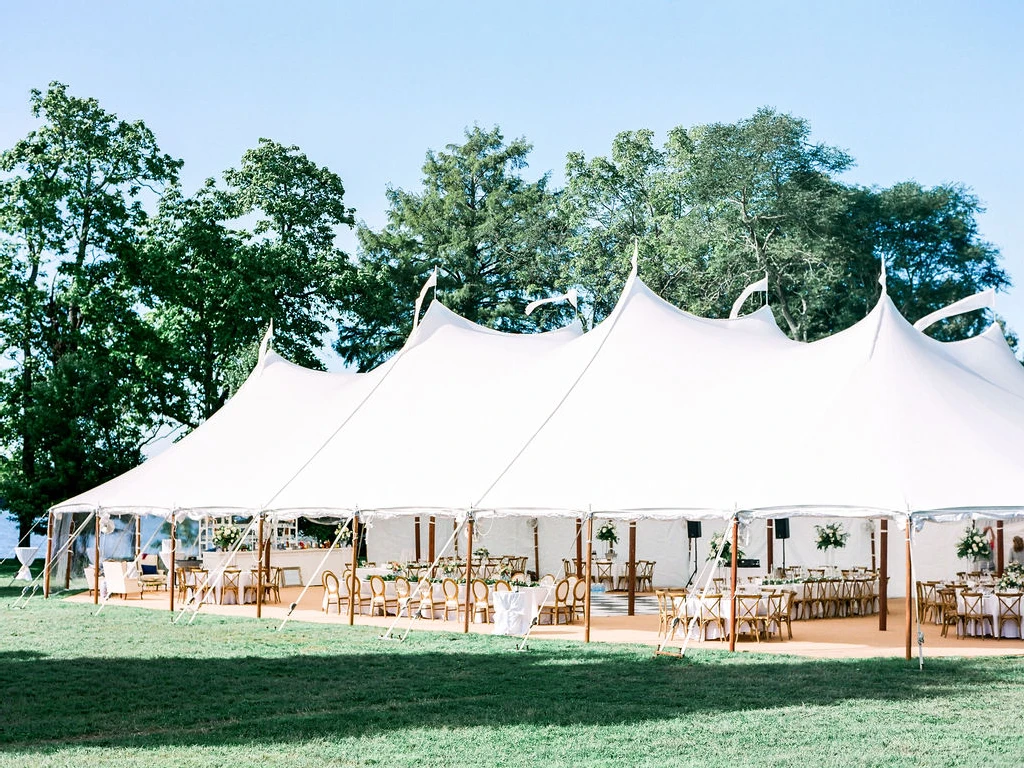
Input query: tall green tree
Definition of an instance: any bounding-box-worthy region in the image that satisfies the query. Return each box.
[138,139,355,428]
[0,82,181,538]
[336,126,566,370]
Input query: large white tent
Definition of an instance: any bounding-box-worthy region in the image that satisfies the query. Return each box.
[50,268,1024,602]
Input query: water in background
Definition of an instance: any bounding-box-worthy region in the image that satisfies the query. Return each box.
[0,515,46,560]
[1,514,190,560]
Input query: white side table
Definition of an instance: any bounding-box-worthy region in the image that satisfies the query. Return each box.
[14,546,37,581]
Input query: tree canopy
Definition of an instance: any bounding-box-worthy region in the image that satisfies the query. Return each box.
[0,86,1012,538]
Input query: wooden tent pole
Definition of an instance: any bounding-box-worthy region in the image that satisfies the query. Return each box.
[414,516,421,561]
[463,514,474,634]
[728,516,739,653]
[256,513,265,619]
[627,521,636,616]
[584,513,594,642]
[135,515,142,559]
[348,513,360,626]
[93,513,100,605]
[169,517,177,613]
[428,516,436,562]
[997,520,1004,576]
[879,518,888,630]
[575,518,583,577]
[904,519,912,660]
[44,511,53,598]
[533,520,540,581]
[766,519,774,575]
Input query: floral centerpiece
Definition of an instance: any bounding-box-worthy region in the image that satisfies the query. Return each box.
[596,521,618,558]
[998,562,1024,591]
[334,523,354,547]
[814,523,850,551]
[212,524,241,551]
[706,531,743,564]
[473,547,489,558]
[955,525,991,561]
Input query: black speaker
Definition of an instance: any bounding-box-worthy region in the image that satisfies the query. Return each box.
[687,521,702,539]
[774,518,790,540]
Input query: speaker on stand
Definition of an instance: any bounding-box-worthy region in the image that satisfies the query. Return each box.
[775,518,790,570]
[685,521,702,587]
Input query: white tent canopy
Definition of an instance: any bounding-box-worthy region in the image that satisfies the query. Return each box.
[52,273,1024,525]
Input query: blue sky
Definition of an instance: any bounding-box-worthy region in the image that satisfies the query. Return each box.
[2,1,1022,342]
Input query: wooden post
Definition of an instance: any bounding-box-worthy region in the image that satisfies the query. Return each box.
[65,548,71,590]
[997,520,1004,576]
[766,519,774,575]
[463,515,474,634]
[135,515,142,559]
[93,514,100,605]
[870,523,877,572]
[414,516,421,561]
[627,521,637,616]
[575,518,583,577]
[44,511,54,598]
[584,514,594,643]
[904,520,912,661]
[256,513,265,619]
[428,516,436,562]
[533,520,540,581]
[728,517,739,652]
[879,518,888,631]
[169,517,177,613]
[348,514,360,626]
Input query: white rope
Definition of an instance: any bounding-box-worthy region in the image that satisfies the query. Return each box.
[174,515,259,624]
[379,516,466,642]
[11,511,95,609]
[277,513,355,631]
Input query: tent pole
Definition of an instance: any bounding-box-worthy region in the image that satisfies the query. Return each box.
[575,518,583,577]
[627,521,636,616]
[463,513,474,634]
[44,511,53,598]
[584,513,594,642]
[997,520,1004,576]
[879,518,888,631]
[135,515,142,559]
[766,519,774,575]
[428,516,435,562]
[870,524,876,572]
[728,516,739,653]
[169,517,177,613]
[256,513,265,619]
[414,516,421,562]
[904,520,912,660]
[93,513,100,605]
[348,513,360,626]
[533,521,540,581]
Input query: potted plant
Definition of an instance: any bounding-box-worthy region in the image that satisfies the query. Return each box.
[596,521,618,559]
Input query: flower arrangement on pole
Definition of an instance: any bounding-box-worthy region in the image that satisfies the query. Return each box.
[334,522,354,547]
[955,525,991,562]
[814,522,849,573]
[596,521,618,559]
[706,531,743,565]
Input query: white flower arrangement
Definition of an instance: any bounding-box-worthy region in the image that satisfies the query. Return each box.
[706,531,743,563]
[212,524,241,550]
[955,526,991,561]
[814,523,850,551]
[997,562,1023,591]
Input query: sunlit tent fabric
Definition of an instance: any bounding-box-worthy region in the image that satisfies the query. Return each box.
[52,272,1024,523]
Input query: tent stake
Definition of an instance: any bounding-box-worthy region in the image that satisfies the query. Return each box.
[93,513,100,605]
[904,520,912,660]
[463,513,474,634]
[44,511,53,598]
[584,513,594,642]
[879,518,888,631]
[348,513,360,626]
[728,516,738,653]
[627,521,636,616]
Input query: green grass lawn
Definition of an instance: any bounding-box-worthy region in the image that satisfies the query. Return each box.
[2,580,1023,768]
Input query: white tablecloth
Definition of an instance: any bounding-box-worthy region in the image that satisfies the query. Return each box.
[958,592,1022,639]
[493,586,549,635]
[14,546,37,581]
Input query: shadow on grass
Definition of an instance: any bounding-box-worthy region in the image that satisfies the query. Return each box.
[0,634,1016,751]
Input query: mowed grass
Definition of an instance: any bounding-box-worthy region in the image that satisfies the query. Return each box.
[1,578,1024,768]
